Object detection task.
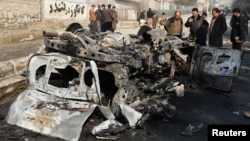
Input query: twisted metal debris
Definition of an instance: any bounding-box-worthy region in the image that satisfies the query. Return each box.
[5,23,241,140]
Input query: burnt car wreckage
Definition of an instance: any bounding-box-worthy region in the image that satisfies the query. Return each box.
[5,23,242,141]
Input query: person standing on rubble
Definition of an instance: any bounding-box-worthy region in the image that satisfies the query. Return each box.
[161,10,183,38]
[89,5,97,34]
[208,8,227,47]
[230,8,245,50]
[111,6,118,32]
[185,8,209,46]
[104,4,115,32]
[95,5,102,33]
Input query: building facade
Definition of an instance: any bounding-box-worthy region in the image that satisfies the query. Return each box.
[0,0,185,29]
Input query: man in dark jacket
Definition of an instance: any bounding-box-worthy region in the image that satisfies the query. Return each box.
[209,8,227,47]
[185,8,209,46]
[230,8,245,50]
[137,20,153,43]
[199,12,209,46]
[101,4,106,32]
[95,5,102,33]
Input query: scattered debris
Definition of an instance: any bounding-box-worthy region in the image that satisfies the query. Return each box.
[91,119,127,139]
[233,111,240,116]
[181,123,204,136]
[244,110,250,118]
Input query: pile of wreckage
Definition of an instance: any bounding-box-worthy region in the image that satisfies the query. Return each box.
[5,23,242,141]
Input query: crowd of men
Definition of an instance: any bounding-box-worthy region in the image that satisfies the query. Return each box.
[88,4,248,51]
[89,4,118,34]
[137,7,248,51]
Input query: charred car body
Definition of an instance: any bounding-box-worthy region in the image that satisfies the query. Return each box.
[5,23,242,140]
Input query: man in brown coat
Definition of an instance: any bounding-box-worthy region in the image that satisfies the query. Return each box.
[89,5,97,34]
[104,4,115,31]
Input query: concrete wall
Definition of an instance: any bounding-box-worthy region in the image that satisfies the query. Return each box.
[0,0,145,30]
[0,0,42,29]
[0,0,88,29]
[0,0,194,30]
[43,0,87,20]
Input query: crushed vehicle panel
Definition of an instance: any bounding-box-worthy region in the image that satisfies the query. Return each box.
[190,46,242,91]
[6,89,96,141]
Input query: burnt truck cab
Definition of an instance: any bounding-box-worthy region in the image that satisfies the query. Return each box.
[6,26,190,140]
